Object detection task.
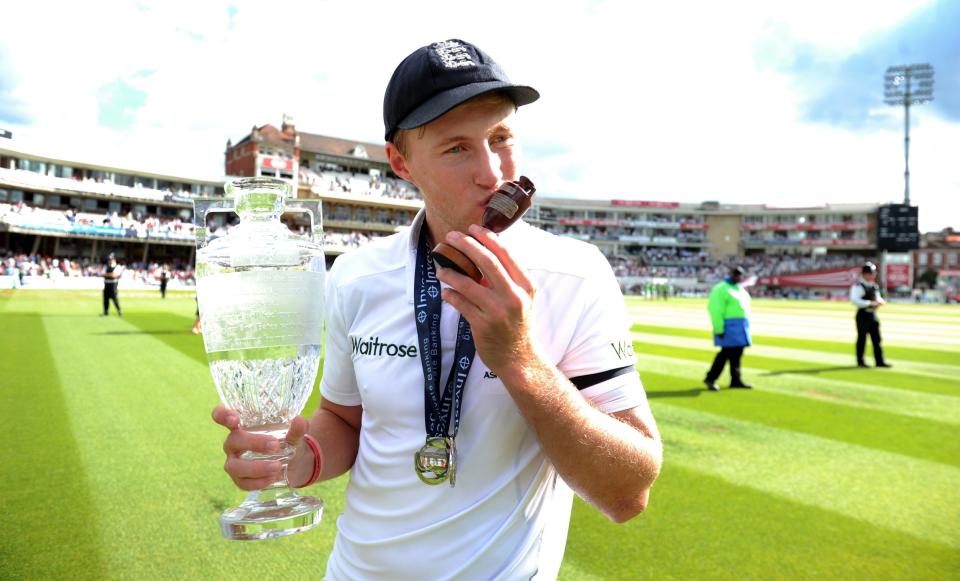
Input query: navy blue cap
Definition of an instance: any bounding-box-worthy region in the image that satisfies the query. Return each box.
[383,39,539,142]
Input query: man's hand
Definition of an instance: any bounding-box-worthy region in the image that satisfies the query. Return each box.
[434,225,539,377]
[211,405,308,490]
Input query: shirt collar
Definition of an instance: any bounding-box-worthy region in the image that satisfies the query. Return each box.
[405,209,427,304]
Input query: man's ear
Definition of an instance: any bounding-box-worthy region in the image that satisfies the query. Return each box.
[386,142,415,184]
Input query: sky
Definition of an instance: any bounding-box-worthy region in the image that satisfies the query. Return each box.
[0,0,956,232]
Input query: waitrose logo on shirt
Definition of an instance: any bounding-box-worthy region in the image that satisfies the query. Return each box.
[351,335,419,358]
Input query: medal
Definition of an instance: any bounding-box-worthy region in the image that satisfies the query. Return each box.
[448,437,457,487]
[414,436,456,485]
[413,225,474,488]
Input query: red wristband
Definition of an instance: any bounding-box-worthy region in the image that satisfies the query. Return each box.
[297,434,323,488]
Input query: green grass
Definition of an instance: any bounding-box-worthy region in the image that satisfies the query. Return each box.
[631,322,960,366]
[1,290,958,579]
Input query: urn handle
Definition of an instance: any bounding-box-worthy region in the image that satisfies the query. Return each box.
[192,178,323,250]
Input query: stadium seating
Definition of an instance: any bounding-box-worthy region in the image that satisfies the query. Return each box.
[0,167,193,203]
[301,167,421,201]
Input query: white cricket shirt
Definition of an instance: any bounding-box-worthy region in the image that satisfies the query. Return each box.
[321,211,646,580]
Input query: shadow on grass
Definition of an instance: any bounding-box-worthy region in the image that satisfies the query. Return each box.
[208,497,231,513]
[0,314,109,579]
[119,313,208,366]
[762,366,865,376]
[647,389,704,399]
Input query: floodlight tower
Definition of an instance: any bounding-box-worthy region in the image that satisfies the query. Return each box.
[884,64,934,206]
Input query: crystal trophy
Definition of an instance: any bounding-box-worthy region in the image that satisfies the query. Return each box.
[193,177,325,540]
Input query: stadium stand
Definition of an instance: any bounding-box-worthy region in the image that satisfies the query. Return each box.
[3,252,194,289]
[6,120,952,299]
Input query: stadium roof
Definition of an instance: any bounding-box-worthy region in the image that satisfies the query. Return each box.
[537,196,880,214]
[231,124,296,148]
[0,143,225,185]
[732,202,881,214]
[298,132,388,164]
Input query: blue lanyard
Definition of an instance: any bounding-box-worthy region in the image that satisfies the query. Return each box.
[414,225,476,438]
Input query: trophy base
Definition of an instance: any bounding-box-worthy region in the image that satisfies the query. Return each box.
[432,242,482,282]
[220,489,323,541]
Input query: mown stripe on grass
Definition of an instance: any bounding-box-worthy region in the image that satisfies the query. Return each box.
[119,310,326,416]
[0,313,108,580]
[750,304,960,325]
[561,466,959,580]
[633,331,960,380]
[41,309,339,579]
[766,311,960,326]
[639,366,960,468]
[638,351,960,425]
[114,311,209,367]
[631,323,960,365]
[627,296,960,316]
[653,404,960,548]
[628,307,960,349]
[634,338,960,397]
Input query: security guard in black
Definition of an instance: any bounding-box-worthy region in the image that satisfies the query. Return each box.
[849,262,889,368]
[102,255,123,316]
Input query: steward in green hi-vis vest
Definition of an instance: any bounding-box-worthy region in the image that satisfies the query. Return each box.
[704,266,752,391]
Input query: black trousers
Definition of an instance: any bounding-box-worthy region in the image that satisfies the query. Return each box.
[706,346,744,383]
[160,280,168,298]
[103,285,121,315]
[856,310,884,365]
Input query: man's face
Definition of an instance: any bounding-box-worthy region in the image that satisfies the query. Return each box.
[864,271,876,282]
[388,98,519,241]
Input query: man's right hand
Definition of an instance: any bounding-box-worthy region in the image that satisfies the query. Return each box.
[211,405,308,490]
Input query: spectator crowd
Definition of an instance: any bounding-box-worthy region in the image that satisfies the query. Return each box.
[2,253,194,287]
[1,202,195,241]
[608,249,876,288]
[299,168,421,201]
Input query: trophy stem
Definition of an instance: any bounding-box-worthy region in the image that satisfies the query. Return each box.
[219,446,323,541]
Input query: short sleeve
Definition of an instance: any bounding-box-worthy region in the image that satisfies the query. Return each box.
[319,266,361,406]
[556,249,645,414]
